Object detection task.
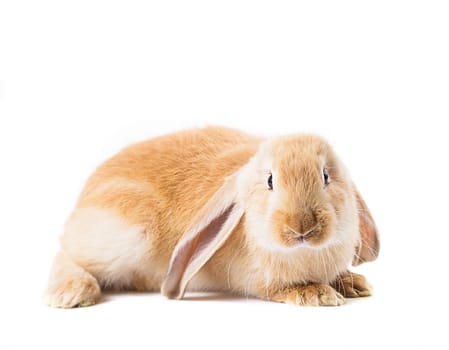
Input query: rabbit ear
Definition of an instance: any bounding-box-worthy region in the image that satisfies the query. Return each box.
[352,188,380,266]
[161,172,244,300]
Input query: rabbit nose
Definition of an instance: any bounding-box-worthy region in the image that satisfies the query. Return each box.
[297,210,317,236]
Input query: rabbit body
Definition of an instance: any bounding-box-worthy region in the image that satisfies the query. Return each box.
[45,127,377,308]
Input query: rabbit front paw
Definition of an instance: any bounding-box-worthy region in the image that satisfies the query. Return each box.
[332,272,372,298]
[271,284,345,306]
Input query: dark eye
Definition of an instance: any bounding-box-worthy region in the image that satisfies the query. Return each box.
[268,174,273,190]
[323,168,330,186]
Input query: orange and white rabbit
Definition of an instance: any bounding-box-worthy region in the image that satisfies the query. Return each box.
[45,126,379,308]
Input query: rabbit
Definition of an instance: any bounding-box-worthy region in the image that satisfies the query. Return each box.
[44,126,379,308]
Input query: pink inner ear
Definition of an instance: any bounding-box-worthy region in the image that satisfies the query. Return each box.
[163,204,235,298]
[352,188,380,266]
[191,204,235,260]
[358,212,379,262]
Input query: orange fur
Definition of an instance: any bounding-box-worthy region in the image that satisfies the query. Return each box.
[45,126,378,308]
[267,135,348,248]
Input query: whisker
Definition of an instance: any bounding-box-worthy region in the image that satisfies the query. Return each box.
[319,249,329,285]
[328,238,346,291]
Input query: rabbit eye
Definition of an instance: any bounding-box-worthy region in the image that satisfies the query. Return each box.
[268,174,273,190]
[323,168,330,186]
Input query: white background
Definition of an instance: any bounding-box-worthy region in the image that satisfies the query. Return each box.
[1,1,448,349]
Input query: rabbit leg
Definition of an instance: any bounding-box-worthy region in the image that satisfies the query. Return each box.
[269,284,345,306]
[44,250,101,308]
[332,271,372,298]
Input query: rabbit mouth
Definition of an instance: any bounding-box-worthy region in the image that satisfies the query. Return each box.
[281,224,330,248]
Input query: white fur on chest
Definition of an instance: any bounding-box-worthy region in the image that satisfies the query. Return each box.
[237,240,355,298]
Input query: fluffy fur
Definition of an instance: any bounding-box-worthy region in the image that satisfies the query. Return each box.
[45,126,378,308]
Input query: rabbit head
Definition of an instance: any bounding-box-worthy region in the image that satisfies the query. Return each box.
[162,133,379,299]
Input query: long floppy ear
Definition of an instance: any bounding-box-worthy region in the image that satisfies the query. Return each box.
[352,188,380,266]
[161,172,244,300]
